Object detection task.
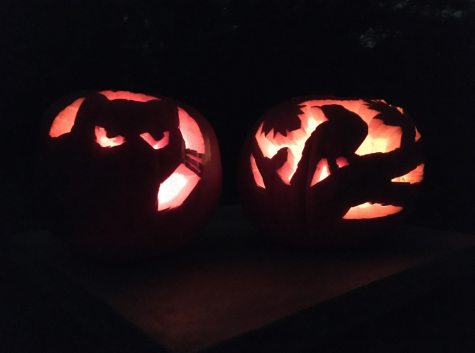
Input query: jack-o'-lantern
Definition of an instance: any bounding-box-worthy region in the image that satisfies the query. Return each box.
[38,90,221,260]
[239,96,424,246]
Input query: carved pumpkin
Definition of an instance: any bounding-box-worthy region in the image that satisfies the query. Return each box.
[239,96,424,246]
[39,90,221,260]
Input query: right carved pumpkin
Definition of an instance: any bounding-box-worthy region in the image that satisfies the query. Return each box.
[239,96,424,246]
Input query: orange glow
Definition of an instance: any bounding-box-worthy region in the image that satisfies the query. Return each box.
[255,103,328,184]
[415,127,421,142]
[343,202,403,219]
[310,158,330,186]
[95,126,125,147]
[140,131,169,149]
[177,107,205,154]
[310,156,350,186]
[99,90,159,102]
[254,99,422,186]
[275,149,296,185]
[250,154,265,189]
[392,163,425,184]
[158,163,201,211]
[49,91,206,211]
[336,156,349,168]
[355,119,402,156]
[49,97,85,137]
[254,99,382,185]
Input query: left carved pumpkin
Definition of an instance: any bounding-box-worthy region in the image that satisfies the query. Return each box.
[38,91,222,261]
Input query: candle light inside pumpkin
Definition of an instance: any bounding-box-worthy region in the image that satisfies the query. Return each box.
[248,98,424,221]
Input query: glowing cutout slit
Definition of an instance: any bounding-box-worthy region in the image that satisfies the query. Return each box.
[391,163,425,184]
[99,90,159,102]
[343,202,403,219]
[310,158,331,186]
[158,163,201,211]
[250,154,265,189]
[178,108,205,154]
[140,131,169,149]
[187,154,203,163]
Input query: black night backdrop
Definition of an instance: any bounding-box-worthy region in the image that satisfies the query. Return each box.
[1,0,475,352]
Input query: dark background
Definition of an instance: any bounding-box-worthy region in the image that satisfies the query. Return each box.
[1,0,475,351]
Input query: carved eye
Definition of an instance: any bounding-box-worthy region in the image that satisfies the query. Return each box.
[140,131,169,150]
[95,126,125,147]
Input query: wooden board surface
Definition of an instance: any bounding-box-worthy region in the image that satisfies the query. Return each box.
[8,205,475,353]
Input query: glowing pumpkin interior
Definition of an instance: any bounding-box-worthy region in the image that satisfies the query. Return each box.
[251,99,424,220]
[49,91,204,211]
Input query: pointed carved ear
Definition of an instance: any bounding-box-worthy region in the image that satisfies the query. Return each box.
[73,93,109,128]
[49,93,111,139]
[147,99,180,130]
[67,93,110,141]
